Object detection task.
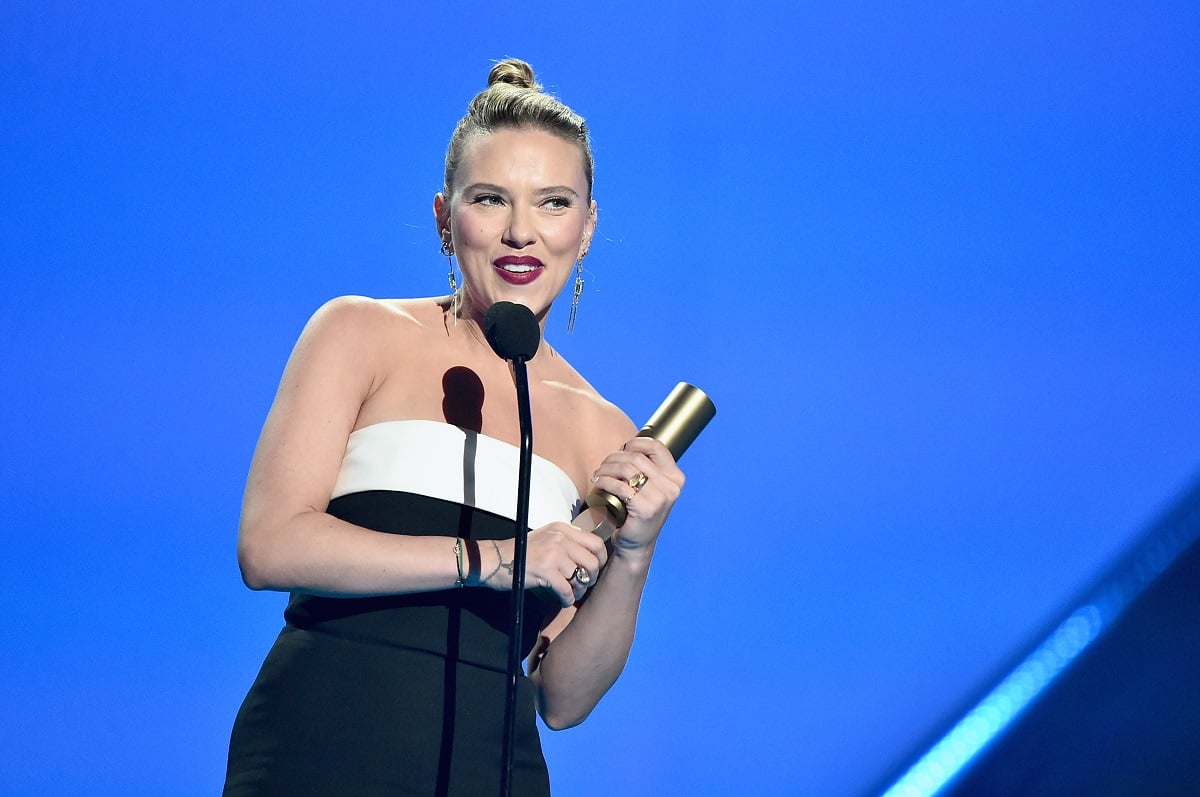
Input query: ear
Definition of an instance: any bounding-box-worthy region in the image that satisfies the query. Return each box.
[579,200,598,260]
[433,193,451,243]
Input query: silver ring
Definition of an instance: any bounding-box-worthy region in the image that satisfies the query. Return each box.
[573,566,592,586]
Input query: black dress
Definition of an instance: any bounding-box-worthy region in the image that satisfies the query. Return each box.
[224,420,582,796]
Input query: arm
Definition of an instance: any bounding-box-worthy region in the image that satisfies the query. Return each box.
[237,297,465,596]
[528,437,684,729]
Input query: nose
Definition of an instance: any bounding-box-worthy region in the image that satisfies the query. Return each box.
[502,205,536,249]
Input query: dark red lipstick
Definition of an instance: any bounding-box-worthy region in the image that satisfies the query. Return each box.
[493,256,544,286]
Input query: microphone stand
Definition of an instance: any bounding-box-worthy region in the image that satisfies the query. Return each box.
[501,354,533,797]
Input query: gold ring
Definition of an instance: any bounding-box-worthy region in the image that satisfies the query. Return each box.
[627,472,648,492]
[573,566,592,586]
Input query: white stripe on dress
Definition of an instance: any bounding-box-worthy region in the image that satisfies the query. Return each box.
[330,419,581,529]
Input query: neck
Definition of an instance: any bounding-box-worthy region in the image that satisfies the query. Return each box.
[453,293,549,348]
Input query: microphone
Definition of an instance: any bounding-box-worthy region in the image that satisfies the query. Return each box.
[484,301,540,363]
[482,300,541,797]
[585,382,716,528]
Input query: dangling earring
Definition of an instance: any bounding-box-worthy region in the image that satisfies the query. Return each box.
[440,229,459,325]
[566,260,584,334]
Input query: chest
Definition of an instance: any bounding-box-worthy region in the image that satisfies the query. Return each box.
[354,354,594,495]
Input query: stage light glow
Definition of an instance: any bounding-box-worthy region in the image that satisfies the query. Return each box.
[879,484,1200,797]
[879,606,1101,797]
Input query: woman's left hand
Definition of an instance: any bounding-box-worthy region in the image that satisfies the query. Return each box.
[590,437,685,556]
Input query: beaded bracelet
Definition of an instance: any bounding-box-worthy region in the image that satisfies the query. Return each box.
[453,537,466,588]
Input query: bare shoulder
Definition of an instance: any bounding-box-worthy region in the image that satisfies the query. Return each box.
[296,295,447,353]
[540,352,637,461]
[304,295,432,334]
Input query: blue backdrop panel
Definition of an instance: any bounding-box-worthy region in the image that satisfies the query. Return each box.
[2,3,1198,795]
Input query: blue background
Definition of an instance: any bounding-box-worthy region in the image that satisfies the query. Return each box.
[2,3,1198,795]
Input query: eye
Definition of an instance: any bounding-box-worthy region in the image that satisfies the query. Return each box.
[542,196,573,211]
[471,193,505,206]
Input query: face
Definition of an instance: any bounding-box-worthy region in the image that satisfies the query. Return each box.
[434,127,596,326]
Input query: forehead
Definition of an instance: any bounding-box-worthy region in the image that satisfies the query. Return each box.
[454,127,588,191]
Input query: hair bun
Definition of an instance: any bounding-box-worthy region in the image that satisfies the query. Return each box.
[444,57,593,200]
[487,58,542,92]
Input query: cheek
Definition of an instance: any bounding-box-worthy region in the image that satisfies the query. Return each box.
[550,221,589,253]
[453,213,494,250]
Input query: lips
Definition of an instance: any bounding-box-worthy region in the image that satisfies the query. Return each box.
[494,256,544,286]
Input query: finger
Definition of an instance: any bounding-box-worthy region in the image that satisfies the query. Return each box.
[619,438,685,486]
[569,567,591,601]
[527,526,587,606]
[594,446,680,487]
[560,535,601,578]
[591,473,644,506]
[591,456,654,492]
[554,523,605,569]
[560,557,597,602]
[592,459,675,507]
[564,522,609,562]
[621,436,673,463]
[592,449,653,474]
[567,545,603,581]
[540,570,576,607]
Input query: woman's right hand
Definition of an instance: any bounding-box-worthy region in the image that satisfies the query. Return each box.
[481,523,608,607]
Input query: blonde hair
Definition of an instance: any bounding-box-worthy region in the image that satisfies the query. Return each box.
[443,59,594,199]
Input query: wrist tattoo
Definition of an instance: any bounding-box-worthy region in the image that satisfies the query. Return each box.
[483,540,514,583]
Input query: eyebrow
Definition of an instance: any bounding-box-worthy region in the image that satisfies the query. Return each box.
[462,182,581,198]
[535,185,581,197]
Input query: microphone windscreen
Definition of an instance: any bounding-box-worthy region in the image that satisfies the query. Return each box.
[483,301,541,362]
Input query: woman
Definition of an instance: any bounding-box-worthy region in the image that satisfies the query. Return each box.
[224,59,684,796]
